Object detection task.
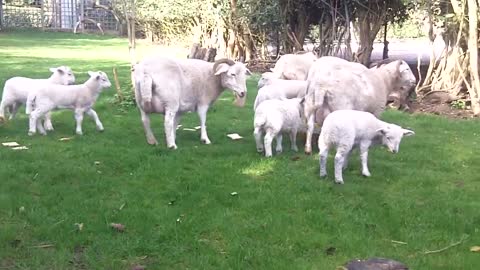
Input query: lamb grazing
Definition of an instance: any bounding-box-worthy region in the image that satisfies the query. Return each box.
[25,71,111,136]
[303,56,416,154]
[318,110,414,184]
[0,66,75,130]
[269,52,318,81]
[133,57,251,149]
[253,98,305,157]
[253,79,307,110]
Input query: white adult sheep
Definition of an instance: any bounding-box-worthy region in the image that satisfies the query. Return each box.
[269,52,318,81]
[253,79,308,110]
[318,110,415,184]
[0,66,75,130]
[253,98,305,157]
[303,56,416,154]
[134,57,251,149]
[25,71,111,136]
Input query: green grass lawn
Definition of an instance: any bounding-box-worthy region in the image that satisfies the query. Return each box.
[1,30,480,270]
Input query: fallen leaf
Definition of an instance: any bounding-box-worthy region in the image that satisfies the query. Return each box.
[19,206,25,212]
[183,128,196,132]
[11,146,28,150]
[227,133,243,140]
[168,199,176,205]
[230,192,238,196]
[94,161,101,165]
[176,124,183,130]
[75,223,84,231]
[119,203,126,210]
[2,142,20,147]
[59,137,73,141]
[110,223,125,232]
[470,246,480,252]
[194,126,201,130]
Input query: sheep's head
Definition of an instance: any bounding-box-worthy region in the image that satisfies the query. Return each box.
[88,71,112,89]
[49,66,75,85]
[376,124,415,154]
[213,59,251,106]
[257,72,278,89]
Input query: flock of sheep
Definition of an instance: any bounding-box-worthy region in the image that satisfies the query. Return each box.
[0,52,417,184]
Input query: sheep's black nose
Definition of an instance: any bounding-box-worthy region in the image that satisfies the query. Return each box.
[238,92,245,98]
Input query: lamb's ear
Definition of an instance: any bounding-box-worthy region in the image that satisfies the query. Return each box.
[376,128,387,135]
[50,67,64,74]
[245,68,252,76]
[402,129,415,136]
[270,68,274,72]
[214,64,230,75]
[87,71,96,77]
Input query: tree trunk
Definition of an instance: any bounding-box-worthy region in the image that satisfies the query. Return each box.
[467,0,480,115]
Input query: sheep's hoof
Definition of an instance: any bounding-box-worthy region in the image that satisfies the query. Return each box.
[28,131,35,136]
[97,128,105,132]
[292,147,299,152]
[305,150,312,155]
[45,127,54,131]
[256,148,264,153]
[201,138,211,145]
[362,171,371,177]
[146,137,158,145]
[320,172,327,178]
[265,153,272,158]
[76,131,83,136]
[334,179,345,185]
[168,144,177,150]
[39,131,47,136]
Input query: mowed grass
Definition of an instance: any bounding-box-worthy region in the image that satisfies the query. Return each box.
[1,31,480,270]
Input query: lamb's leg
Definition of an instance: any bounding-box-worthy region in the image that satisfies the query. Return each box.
[43,112,54,131]
[85,108,104,132]
[253,127,264,153]
[264,130,275,157]
[359,143,372,177]
[197,105,211,144]
[164,110,177,149]
[290,129,298,152]
[304,113,315,155]
[173,113,181,141]
[140,109,158,145]
[74,109,85,135]
[28,109,46,136]
[334,148,350,184]
[318,138,329,178]
[275,133,283,154]
[8,102,20,120]
[36,117,47,135]
[0,98,9,122]
[342,149,352,171]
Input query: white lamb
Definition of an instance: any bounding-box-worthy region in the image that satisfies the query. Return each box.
[0,66,75,130]
[253,80,307,110]
[318,110,414,184]
[253,98,305,157]
[25,71,111,136]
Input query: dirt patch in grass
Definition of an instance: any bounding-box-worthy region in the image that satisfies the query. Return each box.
[410,100,477,120]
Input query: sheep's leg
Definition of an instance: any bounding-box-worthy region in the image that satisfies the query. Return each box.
[334,148,349,184]
[85,109,104,132]
[36,117,47,135]
[275,134,283,154]
[290,129,298,152]
[140,109,158,145]
[304,113,315,155]
[253,127,264,153]
[318,139,329,178]
[264,130,275,157]
[164,110,177,149]
[43,112,54,131]
[359,143,372,177]
[0,99,9,122]
[74,109,85,135]
[173,113,181,141]
[197,105,211,144]
[8,102,20,120]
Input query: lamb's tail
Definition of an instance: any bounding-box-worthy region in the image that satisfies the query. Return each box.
[133,64,153,112]
[25,93,36,115]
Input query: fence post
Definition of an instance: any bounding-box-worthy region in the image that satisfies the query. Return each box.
[0,0,3,30]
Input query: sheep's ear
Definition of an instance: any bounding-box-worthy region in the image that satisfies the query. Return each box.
[245,68,252,76]
[214,64,230,76]
[87,71,96,77]
[50,67,64,74]
[270,68,274,72]
[402,129,415,136]
[299,97,305,105]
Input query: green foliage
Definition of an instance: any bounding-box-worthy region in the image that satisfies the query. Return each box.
[451,100,467,110]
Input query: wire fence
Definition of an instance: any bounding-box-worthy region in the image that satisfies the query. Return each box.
[0,0,121,34]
